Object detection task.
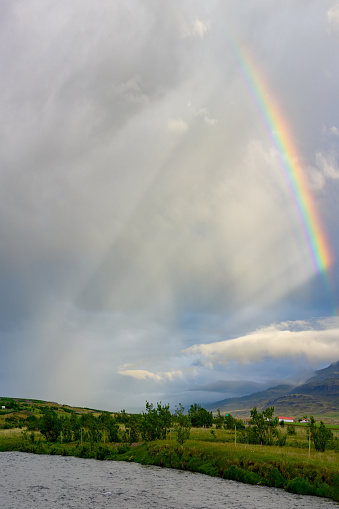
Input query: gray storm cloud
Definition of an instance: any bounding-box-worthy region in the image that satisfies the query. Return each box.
[0,1,339,410]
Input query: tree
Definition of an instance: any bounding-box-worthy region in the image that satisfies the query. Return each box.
[39,410,61,442]
[60,416,73,442]
[26,415,39,431]
[126,414,141,443]
[247,406,278,445]
[97,411,119,442]
[188,404,213,428]
[140,401,172,441]
[70,413,81,441]
[175,404,191,444]
[308,416,333,452]
[214,408,224,429]
[224,413,236,430]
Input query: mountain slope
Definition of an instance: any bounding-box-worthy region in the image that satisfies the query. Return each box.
[206,361,339,420]
[205,385,294,417]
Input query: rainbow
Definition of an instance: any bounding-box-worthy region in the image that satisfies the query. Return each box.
[228,41,333,276]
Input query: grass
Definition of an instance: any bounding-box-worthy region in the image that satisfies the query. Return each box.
[122,439,339,500]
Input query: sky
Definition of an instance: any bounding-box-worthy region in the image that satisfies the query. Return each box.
[1,1,339,412]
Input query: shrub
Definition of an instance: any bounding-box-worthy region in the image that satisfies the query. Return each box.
[287,425,296,435]
[271,467,285,488]
[276,434,287,447]
[285,478,315,496]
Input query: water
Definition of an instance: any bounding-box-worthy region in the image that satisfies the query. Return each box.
[0,452,337,508]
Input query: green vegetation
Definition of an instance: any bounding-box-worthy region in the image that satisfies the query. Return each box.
[308,417,334,452]
[188,403,213,428]
[125,441,339,499]
[247,407,278,445]
[175,403,191,444]
[140,401,171,441]
[0,398,338,500]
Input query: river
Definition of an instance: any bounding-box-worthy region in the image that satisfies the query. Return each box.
[0,451,337,508]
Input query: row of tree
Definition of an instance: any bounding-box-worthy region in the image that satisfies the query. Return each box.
[16,402,336,452]
[241,407,335,452]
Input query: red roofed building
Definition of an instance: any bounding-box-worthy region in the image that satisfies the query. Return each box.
[277,416,294,423]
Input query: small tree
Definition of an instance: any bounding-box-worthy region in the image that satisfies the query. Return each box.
[214,408,224,429]
[140,401,172,441]
[308,416,333,452]
[247,406,278,445]
[287,424,296,435]
[39,410,61,442]
[70,413,81,441]
[175,404,191,444]
[188,404,213,428]
[60,416,73,442]
[224,414,236,430]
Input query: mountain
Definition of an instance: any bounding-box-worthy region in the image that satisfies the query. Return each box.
[269,361,339,416]
[206,361,339,421]
[303,360,339,383]
[205,385,294,417]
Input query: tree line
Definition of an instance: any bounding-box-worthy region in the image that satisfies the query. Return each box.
[11,402,337,453]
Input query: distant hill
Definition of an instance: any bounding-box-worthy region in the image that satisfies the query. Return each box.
[269,361,339,417]
[205,385,294,418]
[0,397,111,428]
[206,361,339,421]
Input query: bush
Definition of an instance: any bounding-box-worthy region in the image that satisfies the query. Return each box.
[285,478,315,496]
[224,465,263,485]
[333,475,339,501]
[271,467,285,488]
[117,444,130,454]
[276,434,287,447]
[287,425,296,435]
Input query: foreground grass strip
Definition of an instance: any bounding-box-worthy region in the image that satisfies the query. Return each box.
[117,440,339,501]
[1,435,338,501]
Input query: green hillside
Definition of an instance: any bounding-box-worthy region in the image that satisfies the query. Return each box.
[0,397,108,429]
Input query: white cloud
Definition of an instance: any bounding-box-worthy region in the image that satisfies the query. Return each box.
[322,125,339,136]
[307,165,326,190]
[183,319,339,367]
[327,3,339,30]
[204,116,217,126]
[192,19,210,38]
[167,118,188,134]
[187,102,217,126]
[118,369,183,382]
[316,151,339,180]
[182,18,211,38]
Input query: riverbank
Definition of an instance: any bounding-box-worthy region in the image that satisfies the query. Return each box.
[1,433,338,501]
[123,441,339,500]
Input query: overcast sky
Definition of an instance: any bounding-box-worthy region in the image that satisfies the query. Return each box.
[1,1,339,412]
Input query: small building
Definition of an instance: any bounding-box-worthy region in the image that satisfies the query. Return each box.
[277,416,294,423]
[300,419,309,423]
[1,406,5,409]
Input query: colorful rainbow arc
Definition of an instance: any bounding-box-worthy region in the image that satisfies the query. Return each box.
[230,43,333,276]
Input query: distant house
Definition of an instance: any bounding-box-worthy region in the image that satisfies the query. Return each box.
[300,419,309,423]
[277,416,294,423]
